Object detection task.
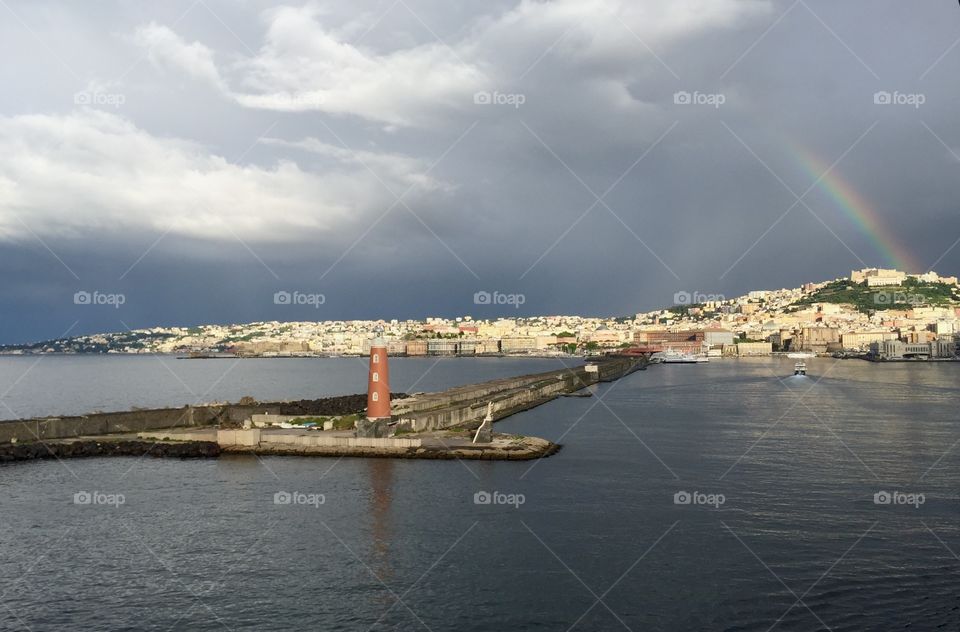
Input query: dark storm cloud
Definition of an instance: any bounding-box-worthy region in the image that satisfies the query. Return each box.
[1,0,960,344]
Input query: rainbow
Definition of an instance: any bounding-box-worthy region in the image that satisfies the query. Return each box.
[790,144,922,274]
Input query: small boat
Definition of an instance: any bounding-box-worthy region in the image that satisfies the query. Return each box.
[794,362,807,376]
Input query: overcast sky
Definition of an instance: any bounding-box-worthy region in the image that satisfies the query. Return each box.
[1,0,959,344]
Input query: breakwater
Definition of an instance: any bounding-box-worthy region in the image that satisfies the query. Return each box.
[0,393,406,445]
[0,439,220,463]
[0,356,645,462]
[394,356,643,432]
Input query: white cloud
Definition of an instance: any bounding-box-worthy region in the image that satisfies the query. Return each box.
[132,23,226,89]
[0,110,444,243]
[232,5,490,126]
[132,7,487,127]
[488,0,770,51]
[131,0,771,127]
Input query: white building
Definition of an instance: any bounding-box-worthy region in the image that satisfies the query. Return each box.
[852,268,907,287]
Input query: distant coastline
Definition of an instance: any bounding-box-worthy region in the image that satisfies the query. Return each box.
[3,268,958,361]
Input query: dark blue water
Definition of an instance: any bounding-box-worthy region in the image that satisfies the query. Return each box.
[1,357,959,631]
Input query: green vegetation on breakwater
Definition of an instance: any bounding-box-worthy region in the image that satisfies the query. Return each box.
[290,413,359,430]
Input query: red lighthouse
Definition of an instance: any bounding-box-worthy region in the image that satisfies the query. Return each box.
[366,326,391,420]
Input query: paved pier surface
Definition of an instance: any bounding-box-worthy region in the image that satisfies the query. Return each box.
[391,356,644,433]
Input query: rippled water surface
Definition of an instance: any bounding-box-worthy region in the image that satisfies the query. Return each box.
[1,356,959,631]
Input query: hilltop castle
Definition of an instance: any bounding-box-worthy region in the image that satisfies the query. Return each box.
[850,268,958,287]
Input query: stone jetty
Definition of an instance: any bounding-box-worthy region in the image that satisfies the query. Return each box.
[0,356,645,464]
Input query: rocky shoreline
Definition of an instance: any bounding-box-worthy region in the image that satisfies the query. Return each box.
[0,439,221,463]
[223,436,562,461]
[0,435,560,464]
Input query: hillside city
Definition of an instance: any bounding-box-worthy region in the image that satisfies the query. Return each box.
[5,269,960,361]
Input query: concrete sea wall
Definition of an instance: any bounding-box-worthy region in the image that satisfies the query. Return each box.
[137,428,422,449]
[0,404,259,445]
[219,429,422,449]
[396,357,642,432]
[0,394,403,445]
